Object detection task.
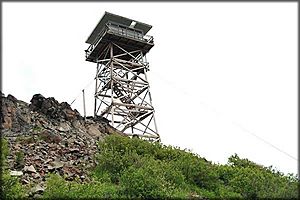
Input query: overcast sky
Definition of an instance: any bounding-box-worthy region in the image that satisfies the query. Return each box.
[2,2,298,175]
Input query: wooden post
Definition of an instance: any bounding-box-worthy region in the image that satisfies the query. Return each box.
[82,89,86,121]
[94,63,99,117]
[110,43,115,126]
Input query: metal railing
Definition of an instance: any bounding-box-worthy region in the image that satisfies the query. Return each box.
[85,22,154,59]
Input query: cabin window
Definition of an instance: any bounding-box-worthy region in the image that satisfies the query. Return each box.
[129,21,137,28]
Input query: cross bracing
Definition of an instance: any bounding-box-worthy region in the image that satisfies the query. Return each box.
[93,42,159,141]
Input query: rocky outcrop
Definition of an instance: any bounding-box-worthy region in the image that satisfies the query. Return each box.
[1,93,125,196]
[29,94,81,121]
[1,94,31,131]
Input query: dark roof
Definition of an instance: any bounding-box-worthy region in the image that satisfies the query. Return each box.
[86,11,152,44]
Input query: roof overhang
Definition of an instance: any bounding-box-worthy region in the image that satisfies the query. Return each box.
[85,11,152,44]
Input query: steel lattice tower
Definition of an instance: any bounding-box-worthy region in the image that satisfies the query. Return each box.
[85,12,159,141]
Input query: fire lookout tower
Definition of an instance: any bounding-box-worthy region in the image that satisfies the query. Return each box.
[85,12,160,141]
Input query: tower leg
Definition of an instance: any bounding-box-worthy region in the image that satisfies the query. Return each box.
[94,42,159,141]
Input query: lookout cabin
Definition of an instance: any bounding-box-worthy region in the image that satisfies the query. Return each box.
[85,12,154,63]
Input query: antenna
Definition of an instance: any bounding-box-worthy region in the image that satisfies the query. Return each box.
[85,12,160,141]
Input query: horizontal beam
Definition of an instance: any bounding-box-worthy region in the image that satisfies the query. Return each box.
[125,133,159,139]
[114,58,143,67]
[113,76,147,85]
[113,102,153,110]
[95,93,118,99]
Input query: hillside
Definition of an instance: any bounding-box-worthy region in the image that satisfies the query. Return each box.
[1,94,299,199]
[1,93,124,196]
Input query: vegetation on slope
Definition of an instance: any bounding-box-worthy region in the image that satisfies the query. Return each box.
[2,135,299,199]
[1,139,25,199]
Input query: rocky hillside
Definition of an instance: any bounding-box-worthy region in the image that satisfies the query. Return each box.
[1,93,124,196]
[1,94,299,199]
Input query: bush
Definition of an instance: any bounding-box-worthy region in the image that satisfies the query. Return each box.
[119,156,188,198]
[15,151,24,169]
[2,134,298,199]
[1,139,26,199]
[1,138,9,168]
[218,154,299,199]
[43,174,118,199]
[171,153,220,191]
[94,135,299,199]
[1,171,26,199]
[95,147,142,183]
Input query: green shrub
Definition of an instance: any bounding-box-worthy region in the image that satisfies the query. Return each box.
[1,138,9,168]
[95,148,141,183]
[43,174,118,199]
[170,152,220,191]
[221,154,299,199]
[119,156,187,198]
[1,172,25,199]
[1,139,26,199]
[119,158,168,198]
[94,135,299,199]
[3,134,298,199]
[16,135,35,144]
[15,151,24,169]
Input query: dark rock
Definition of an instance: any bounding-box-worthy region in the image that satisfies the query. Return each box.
[3,93,126,193]
[29,94,45,111]
[7,94,18,103]
[29,94,82,121]
[1,100,16,129]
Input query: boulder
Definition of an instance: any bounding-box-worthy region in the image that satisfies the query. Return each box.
[1,100,16,129]
[87,124,103,137]
[7,94,18,103]
[39,130,62,144]
[31,184,44,194]
[10,170,23,176]
[24,165,37,173]
[29,94,81,121]
[57,122,71,132]
[29,94,45,111]
[48,161,64,170]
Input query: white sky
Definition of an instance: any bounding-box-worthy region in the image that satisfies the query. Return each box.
[2,2,298,175]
